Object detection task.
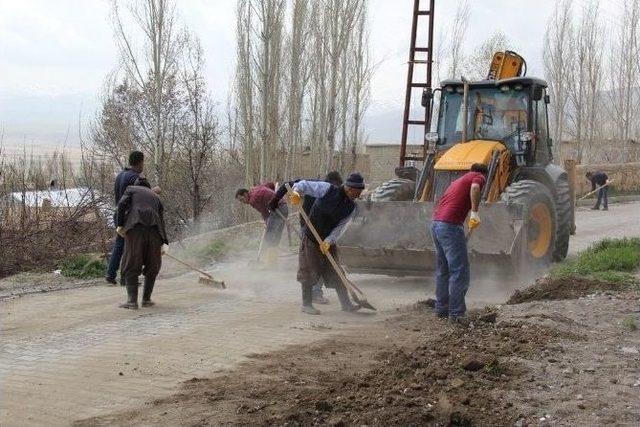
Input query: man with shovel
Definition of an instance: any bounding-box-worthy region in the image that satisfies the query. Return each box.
[586,171,610,211]
[235,183,288,266]
[289,172,365,315]
[269,171,343,305]
[116,177,168,309]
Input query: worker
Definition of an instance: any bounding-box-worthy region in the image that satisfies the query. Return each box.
[586,171,610,211]
[431,163,488,322]
[116,177,168,309]
[269,171,344,305]
[289,172,365,315]
[235,183,288,266]
[105,150,144,285]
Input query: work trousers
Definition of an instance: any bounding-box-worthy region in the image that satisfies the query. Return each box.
[121,225,163,300]
[106,234,125,281]
[595,186,609,209]
[297,235,352,309]
[431,221,470,319]
[264,205,288,248]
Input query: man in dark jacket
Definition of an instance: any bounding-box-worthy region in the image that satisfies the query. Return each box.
[106,151,144,285]
[289,172,365,315]
[269,171,343,304]
[235,183,288,266]
[586,171,610,211]
[116,177,168,309]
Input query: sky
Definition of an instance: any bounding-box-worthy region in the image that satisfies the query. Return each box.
[0,0,624,153]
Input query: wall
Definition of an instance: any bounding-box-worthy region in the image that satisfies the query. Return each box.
[365,143,423,188]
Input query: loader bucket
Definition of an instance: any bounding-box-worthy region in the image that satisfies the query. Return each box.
[337,200,525,276]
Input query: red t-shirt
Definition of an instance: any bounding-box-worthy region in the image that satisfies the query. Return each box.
[433,171,486,225]
[248,183,284,221]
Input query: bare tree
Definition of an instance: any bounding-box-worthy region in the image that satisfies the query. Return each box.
[462,31,511,81]
[447,0,470,79]
[543,0,573,160]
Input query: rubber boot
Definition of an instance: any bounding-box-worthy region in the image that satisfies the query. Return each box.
[335,284,360,312]
[120,280,139,309]
[142,277,156,307]
[301,283,320,315]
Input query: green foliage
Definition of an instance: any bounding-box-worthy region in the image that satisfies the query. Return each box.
[200,240,227,260]
[622,317,638,331]
[60,255,106,279]
[551,238,640,282]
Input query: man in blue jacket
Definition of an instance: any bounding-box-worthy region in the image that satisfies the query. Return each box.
[105,151,144,285]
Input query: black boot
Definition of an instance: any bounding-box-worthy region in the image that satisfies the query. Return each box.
[335,284,360,312]
[142,277,156,307]
[120,280,139,309]
[301,283,320,315]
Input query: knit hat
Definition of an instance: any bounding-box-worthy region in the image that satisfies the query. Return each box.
[345,172,365,189]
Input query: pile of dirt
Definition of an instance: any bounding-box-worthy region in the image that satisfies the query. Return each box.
[507,276,631,304]
[77,306,580,427]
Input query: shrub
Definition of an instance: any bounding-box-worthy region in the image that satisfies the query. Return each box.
[60,255,106,279]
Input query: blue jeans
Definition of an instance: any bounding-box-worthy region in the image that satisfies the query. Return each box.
[595,186,608,209]
[106,235,125,280]
[431,221,470,318]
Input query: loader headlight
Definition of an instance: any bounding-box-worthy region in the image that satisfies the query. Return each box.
[425,132,439,144]
[519,131,534,142]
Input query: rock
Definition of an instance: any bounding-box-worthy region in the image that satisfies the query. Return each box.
[462,358,485,371]
[578,403,586,410]
[621,346,639,354]
[478,311,498,324]
[450,378,465,389]
[576,394,583,400]
[118,372,123,376]
[315,401,333,412]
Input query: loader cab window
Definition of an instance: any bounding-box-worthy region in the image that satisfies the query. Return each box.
[437,85,529,146]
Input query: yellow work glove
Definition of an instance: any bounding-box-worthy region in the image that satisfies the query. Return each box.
[319,240,331,255]
[289,191,302,206]
[116,226,127,238]
[468,211,480,231]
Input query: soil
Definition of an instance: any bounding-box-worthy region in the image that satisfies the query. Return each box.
[507,276,635,304]
[76,278,640,427]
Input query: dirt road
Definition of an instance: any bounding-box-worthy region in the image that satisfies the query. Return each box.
[0,202,638,426]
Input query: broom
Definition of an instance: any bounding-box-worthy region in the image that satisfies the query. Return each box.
[285,183,376,311]
[163,252,226,289]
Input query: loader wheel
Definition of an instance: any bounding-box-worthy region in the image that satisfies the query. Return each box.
[370,178,416,202]
[553,175,572,261]
[502,180,556,267]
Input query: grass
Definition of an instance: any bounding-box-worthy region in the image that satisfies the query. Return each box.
[623,317,638,331]
[60,255,106,279]
[551,237,640,284]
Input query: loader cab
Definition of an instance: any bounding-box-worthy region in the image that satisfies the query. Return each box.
[432,77,552,167]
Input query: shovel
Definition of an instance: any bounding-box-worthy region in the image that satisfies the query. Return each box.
[285,183,376,311]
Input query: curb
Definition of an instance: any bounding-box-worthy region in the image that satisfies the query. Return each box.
[576,194,640,207]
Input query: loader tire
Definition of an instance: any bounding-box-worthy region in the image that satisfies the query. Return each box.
[370,178,416,202]
[502,180,556,268]
[553,176,572,261]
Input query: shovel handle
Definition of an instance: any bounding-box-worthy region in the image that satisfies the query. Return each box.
[164,252,213,279]
[284,184,363,297]
[578,179,614,201]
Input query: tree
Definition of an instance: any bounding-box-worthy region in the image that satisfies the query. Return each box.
[447,0,470,79]
[462,31,511,81]
[543,0,573,161]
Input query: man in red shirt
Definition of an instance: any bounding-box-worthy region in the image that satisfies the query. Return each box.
[431,163,488,321]
[235,183,288,265]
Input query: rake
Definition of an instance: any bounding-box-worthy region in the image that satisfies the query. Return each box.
[285,183,376,311]
[163,253,226,289]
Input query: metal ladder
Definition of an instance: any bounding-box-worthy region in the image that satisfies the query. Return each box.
[399,0,435,167]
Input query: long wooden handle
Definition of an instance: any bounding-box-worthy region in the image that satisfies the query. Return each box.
[285,184,362,297]
[164,252,213,279]
[578,179,614,201]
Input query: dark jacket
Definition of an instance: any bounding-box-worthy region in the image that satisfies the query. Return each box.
[113,167,141,223]
[117,186,168,244]
[590,172,608,190]
[306,185,355,241]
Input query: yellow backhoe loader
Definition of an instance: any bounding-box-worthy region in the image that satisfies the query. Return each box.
[338,50,575,275]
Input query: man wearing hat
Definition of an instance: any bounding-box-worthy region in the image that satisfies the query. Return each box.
[289,172,365,315]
